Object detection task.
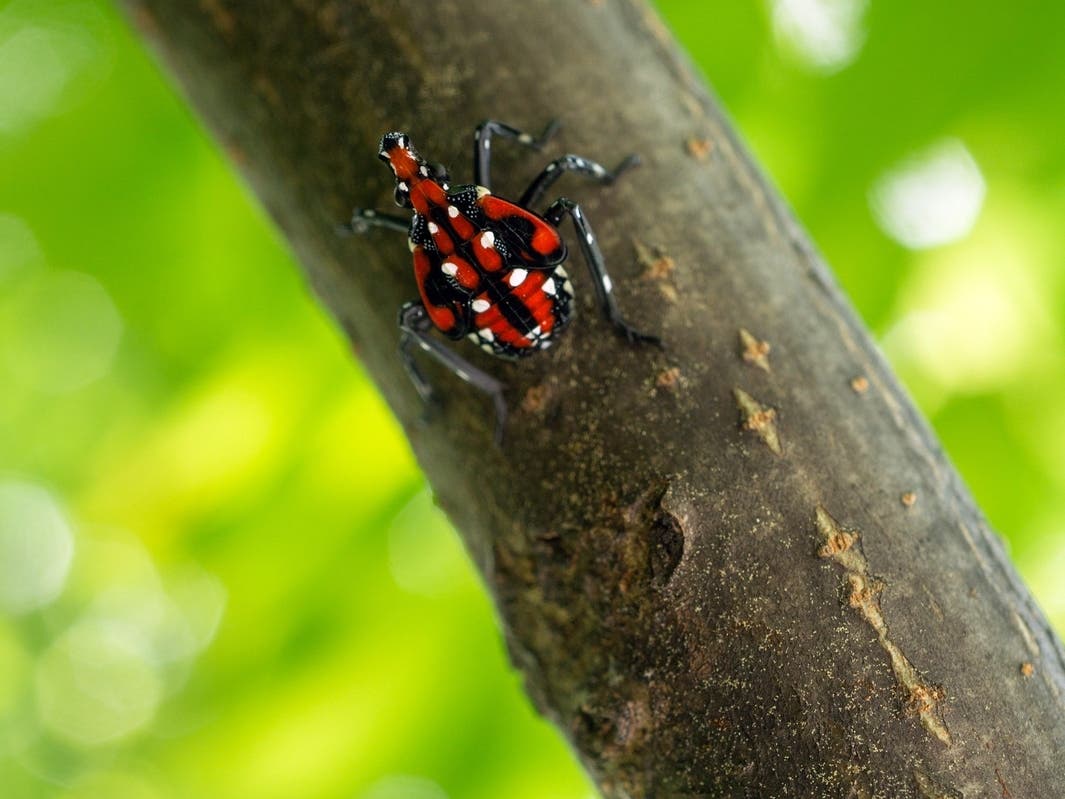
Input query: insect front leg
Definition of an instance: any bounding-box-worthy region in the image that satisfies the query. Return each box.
[338,208,410,236]
[398,301,509,444]
[543,198,660,346]
[473,119,561,191]
[520,153,640,210]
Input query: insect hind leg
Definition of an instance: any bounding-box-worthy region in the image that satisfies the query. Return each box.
[472,119,561,191]
[520,153,640,211]
[338,208,409,236]
[398,301,509,443]
[543,199,660,346]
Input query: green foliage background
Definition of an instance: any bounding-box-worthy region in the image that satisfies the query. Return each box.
[1,1,1064,797]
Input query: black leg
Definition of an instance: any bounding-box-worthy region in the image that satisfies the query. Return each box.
[398,302,508,443]
[473,119,561,191]
[543,198,660,346]
[338,208,409,236]
[519,153,640,210]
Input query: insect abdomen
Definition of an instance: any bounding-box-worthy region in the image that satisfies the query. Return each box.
[468,266,573,357]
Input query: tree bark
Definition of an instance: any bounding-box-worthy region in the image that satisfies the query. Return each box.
[122,1,1065,796]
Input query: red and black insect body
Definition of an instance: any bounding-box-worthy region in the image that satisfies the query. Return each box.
[344,120,658,440]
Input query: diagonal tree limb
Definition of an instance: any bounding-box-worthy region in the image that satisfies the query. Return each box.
[121,1,1065,796]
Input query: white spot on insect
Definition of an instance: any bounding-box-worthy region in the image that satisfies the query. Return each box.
[483,139,491,149]
[543,277,557,296]
[585,232,594,244]
[408,238,416,252]
[472,299,491,313]
[441,261,459,277]
[527,325,542,340]
[398,181,408,191]
[480,231,495,249]
[455,369,470,381]
[476,186,491,198]
[447,205,460,218]
[427,221,439,234]
[518,133,534,144]
[545,163,557,171]
[419,165,429,176]
[541,341,552,349]
[397,135,408,148]
[603,275,613,293]
[508,268,528,287]
[555,266,569,278]
[478,328,495,342]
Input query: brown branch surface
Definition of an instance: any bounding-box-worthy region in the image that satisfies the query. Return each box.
[122,1,1065,796]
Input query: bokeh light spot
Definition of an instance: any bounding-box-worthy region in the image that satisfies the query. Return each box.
[870,139,986,249]
[76,531,226,666]
[0,620,31,716]
[58,771,162,799]
[0,213,42,283]
[770,0,868,72]
[0,26,73,133]
[359,775,449,799]
[162,564,227,659]
[387,488,469,597]
[881,222,1049,392]
[1,270,122,393]
[0,480,74,615]
[34,618,162,747]
[0,0,110,135]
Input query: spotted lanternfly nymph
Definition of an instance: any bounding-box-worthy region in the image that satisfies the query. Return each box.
[343,120,659,442]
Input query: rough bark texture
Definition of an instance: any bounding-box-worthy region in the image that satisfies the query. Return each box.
[123,1,1065,796]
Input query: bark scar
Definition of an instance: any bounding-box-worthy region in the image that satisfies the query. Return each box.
[913,769,960,798]
[734,387,782,455]
[816,506,953,746]
[739,328,771,372]
[634,238,678,303]
[685,136,714,161]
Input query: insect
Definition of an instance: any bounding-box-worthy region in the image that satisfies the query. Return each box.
[343,120,659,441]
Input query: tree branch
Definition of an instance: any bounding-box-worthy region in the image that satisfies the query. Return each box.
[122,1,1065,795]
